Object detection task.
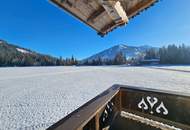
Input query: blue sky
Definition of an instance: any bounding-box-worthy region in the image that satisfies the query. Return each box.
[0,0,190,59]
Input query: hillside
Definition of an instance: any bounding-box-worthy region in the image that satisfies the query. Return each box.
[0,40,59,66]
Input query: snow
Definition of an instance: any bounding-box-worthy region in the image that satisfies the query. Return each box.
[151,65,190,72]
[0,66,190,130]
[16,48,30,54]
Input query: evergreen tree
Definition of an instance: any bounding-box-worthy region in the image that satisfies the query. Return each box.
[114,52,126,65]
[159,44,190,64]
[145,48,159,59]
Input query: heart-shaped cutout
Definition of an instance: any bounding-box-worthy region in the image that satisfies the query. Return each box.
[147,96,158,109]
[156,102,168,115]
[138,98,148,110]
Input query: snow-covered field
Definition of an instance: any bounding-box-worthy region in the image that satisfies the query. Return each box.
[0,66,190,130]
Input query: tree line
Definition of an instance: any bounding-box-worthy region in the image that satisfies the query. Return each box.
[145,44,190,64]
[1,39,190,66]
[83,52,127,65]
[85,44,190,66]
[0,53,78,67]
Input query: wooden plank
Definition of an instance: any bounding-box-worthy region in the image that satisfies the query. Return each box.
[100,20,125,35]
[87,7,105,23]
[119,85,190,129]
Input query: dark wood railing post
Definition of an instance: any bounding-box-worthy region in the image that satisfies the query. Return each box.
[95,113,100,130]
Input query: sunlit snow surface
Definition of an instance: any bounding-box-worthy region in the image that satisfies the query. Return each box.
[16,48,31,54]
[0,66,190,130]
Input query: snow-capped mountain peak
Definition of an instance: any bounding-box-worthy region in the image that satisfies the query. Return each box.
[83,44,155,61]
[117,44,128,48]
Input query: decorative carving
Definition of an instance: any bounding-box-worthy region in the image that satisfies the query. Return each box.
[138,98,148,110]
[156,102,168,115]
[146,96,158,114]
[138,96,168,115]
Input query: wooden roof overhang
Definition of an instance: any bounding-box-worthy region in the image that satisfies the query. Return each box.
[50,0,159,36]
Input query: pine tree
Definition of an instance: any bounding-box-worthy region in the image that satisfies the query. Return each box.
[114,52,126,65]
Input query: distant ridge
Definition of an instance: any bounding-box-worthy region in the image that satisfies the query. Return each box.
[0,40,58,66]
[83,44,156,62]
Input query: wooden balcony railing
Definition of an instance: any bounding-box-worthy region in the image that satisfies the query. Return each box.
[47,85,190,130]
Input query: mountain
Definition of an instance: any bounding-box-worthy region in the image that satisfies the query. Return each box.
[83,44,156,62]
[0,40,59,66]
[0,40,35,55]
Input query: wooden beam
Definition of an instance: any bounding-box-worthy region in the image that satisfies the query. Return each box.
[100,21,116,35]
[100,20,125,35]
[87,7,105,23]
[99,0,128,23]
[95,113,100,130]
